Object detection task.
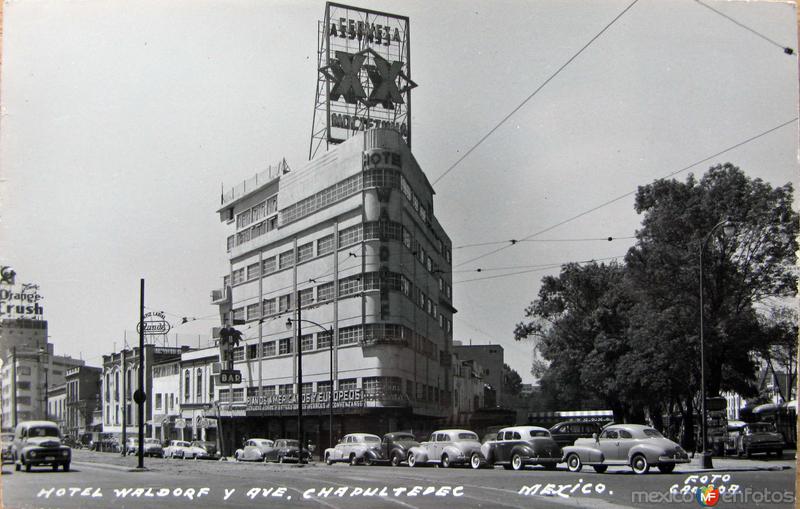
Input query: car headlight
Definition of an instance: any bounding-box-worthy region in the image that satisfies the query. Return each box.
[62,450,69,457]
[29,451,37,458]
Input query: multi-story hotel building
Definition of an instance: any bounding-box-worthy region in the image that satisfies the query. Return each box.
[212,129,455,450]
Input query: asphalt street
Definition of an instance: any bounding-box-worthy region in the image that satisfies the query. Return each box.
[1,451,795,509]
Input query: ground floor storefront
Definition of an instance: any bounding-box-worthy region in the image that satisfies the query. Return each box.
[216,407,447,459]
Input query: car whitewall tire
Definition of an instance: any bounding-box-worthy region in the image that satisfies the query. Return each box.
[566,454,582,472]
[470,453,482,470]
[631,454,649,475]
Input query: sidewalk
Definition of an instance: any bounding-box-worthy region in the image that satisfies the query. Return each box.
[681,451,795,472]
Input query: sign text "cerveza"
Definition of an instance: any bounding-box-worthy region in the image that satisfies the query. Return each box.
[330,18,402,47]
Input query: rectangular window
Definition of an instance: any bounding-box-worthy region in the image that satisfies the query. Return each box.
[406,380,414,400]
[299,288,313,307]
[233,347,245,362]
[297,242,313,263]
[237,229,251,245]
[219,389,229,401]
[262,341,276,357]
[317,282,334,303]
[232,388,245,402]
[246,303,260,321]
[227,235,235,252]
[301,382,313,394]
[317,330,332,349]
[338,378,357,391]
[317,380,332,393]
[247,344,259,359]
[279,384,293,395]
[247,262,260,280]
[232,307,245,322]
[262,256,276,275]
[156,393,163,409]
[237,209,252,229]
[301,334,313,352]
[262,298,277,316]
[338,325,362,346]
[279,338,292,355]
[267,196,278,214]
[339,275,362,297]
[252,201,266,221]
[402,227,412,249]
[261,385,275,396]
[231,268,245,285]
[338,224,362,248]
[278,294,291,313]
[317,234,334,256]
[279,249,294,269]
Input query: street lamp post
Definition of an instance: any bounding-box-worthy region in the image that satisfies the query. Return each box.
[287,317,334,457]
[698,218,735,469]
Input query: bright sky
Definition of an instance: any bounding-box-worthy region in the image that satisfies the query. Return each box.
[1,0,797,382]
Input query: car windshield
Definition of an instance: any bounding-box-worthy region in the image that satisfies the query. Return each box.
[749,424,774,433]
[175,441,190,447]
[392,434,415,441]
[284,440,299,447]
[29,427,59,438]
[643,429,663,438]
[254,440,271,446]
[145,439,160,445]
[458,432,478,441]
[530,430,550,438]
[363,436,380,443]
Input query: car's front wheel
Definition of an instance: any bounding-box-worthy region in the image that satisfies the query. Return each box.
[63,462,70,472]
[631,454,649,475]
[325,454,333,466]
[407,453,417,468]
[566,453,582,472]
[441,454,451,468]
[364,455,375,467]
[511,454,523,471]
[349,454,358,466]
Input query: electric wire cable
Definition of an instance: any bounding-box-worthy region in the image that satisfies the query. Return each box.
[432,0,640,187]
[694,0,794,54]
[454,117,798,268]
[454,254,626,284]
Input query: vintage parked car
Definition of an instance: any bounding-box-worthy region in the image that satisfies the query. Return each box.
[235,439,275,461]
[125,438,164,457]
[363,431,421,467]
[164,440,208,459]
[267,439,310,464]
[735,422,784,458]
[406,429,484,468]
[549,421,604,448]
[482,426,561,470]
[2,432,16,465]
[562,424,689,474]
[324,433,382,465]
[191,440,218,459]
[12,421,71,472]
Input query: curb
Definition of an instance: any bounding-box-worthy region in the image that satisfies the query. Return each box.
[72,461,152,473]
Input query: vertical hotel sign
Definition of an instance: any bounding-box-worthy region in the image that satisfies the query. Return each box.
[310,2,415,159]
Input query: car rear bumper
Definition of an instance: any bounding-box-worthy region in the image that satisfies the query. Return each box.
[657,456,691,464]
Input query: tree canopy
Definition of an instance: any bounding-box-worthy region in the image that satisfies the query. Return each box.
[515,164,798,448]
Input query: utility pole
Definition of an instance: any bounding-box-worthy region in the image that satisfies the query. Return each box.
[136,279,145,469]
[121,349,127,455]
[296,290,303,449]
[11,346,17,428]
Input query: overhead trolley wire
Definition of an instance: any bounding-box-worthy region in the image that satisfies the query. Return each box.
[431,0,640,187]
[694,0,794,54]
[454,117,798,268]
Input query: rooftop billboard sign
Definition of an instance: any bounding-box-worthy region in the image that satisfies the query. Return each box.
[309,2,415,159]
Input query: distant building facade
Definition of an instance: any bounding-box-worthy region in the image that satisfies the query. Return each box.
[452,343,505,406]
[64,365,102,438]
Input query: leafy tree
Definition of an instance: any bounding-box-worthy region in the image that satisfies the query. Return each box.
[517,164,798,448]
[502,364,523,396]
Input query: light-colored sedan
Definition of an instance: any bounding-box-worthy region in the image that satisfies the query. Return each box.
[164,440,208,459]
[407,429,484,468]
[235,439,274,461]
[562,424,689,474]
[324,433,381,465]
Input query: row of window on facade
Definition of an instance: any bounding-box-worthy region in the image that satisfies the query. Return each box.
[103,368,138,403]
[226,170,453,265]
[231,269,451,336]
